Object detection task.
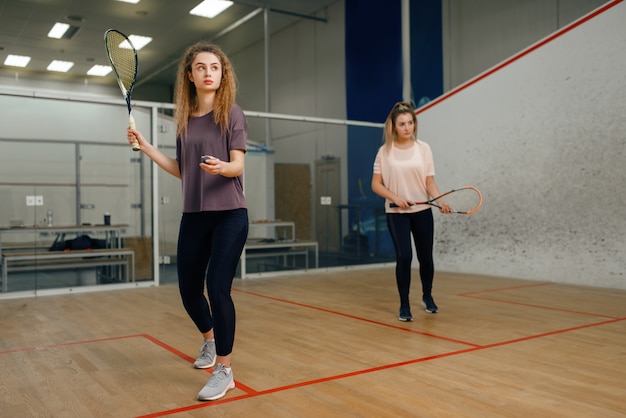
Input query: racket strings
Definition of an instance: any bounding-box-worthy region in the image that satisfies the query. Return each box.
[443,188,482,213]
[106,32,137,90]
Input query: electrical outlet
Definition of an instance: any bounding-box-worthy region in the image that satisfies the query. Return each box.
[34,195,44,206]
[320,196,332,205]
[26,196,35,206]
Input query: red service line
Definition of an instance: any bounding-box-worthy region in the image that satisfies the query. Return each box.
[0,333,261,417]
[234,287,480,348]
[0,334,141,355]
[458,282,622,320]
[138,312,623,417]
[138,344,485,418]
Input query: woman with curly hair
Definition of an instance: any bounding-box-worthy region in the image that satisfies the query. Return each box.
[128,42,248,401]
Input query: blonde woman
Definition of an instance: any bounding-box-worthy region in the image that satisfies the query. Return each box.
[371,102,451,321]
[128,42,247,401]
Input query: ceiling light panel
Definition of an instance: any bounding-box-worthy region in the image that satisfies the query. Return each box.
[87,65,113,77]
[4,55,31,67]
[126,35,152,50]
[190,0,233,18]
[48,22,70,39]
[47,60,74,72]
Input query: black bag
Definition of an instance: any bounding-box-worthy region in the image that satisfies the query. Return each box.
[49,234,107,251]
[69,234,94,250]
[49,233,68,251]
[70,234,107,250]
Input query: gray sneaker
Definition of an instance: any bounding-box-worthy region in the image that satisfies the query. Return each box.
[197,364,235,401]
[193,338,216,369]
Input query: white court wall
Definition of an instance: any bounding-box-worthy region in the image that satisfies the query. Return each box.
[419,2,625,289]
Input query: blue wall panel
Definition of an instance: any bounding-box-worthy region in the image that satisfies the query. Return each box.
[344,0,443,256]
[411,1,444,107]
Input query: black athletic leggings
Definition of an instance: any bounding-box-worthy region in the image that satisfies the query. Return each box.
[386,208,434,306]
[177,209,248,357]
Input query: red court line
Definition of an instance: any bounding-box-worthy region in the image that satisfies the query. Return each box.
[234,287,480,348]
[98,283,625,417]
[416,0,623,115]
[132,334,258,395]
[480,317,624,349]
[138,315,625,417]
[458,282,621,320]
[458,282,552,295]
[0,334,140,355]
[4,288,621,418]
[138,333,258,396]
[0,333,259,396]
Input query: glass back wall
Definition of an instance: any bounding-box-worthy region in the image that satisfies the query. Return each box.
[0,91,390,297]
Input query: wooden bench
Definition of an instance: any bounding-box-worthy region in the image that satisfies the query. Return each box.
[1,248,135,292]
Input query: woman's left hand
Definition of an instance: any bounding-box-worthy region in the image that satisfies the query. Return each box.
[438,200,452,214]
[200,156,222,175]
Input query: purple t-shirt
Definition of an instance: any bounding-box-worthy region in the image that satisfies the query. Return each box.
[176,105,248,212]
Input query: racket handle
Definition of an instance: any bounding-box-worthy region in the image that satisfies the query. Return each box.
[128,114,140,151]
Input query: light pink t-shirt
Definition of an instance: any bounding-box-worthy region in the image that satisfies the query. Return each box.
[373,140,435,213]
[176,105,248,212]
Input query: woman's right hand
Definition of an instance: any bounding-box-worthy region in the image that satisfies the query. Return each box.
[392,197,413,209]
[127,128,145,149]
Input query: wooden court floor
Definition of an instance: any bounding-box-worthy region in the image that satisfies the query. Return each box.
[1,267,625,417]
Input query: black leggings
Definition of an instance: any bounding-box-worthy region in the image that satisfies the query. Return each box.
[177,209,248,357]
[386,209,434,306]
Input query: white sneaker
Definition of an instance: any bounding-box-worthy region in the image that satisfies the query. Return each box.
[197,364,235,401]
[193,338,216,369]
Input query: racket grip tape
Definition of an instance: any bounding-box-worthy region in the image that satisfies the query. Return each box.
[128,114,140,151]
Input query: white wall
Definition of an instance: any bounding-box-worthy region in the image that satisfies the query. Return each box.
[442,0,608,91]
[420,1,625,289]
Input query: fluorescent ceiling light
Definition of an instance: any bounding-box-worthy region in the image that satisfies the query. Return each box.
[121,35,152,50]
[190,0,233,18]
[116,0,140,3]
[87,65,113,76]
[4,54,31,67]
[47,60,74,72]
[48,22,70,39]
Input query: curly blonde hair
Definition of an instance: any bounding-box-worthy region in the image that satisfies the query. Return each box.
[173,42,237,138]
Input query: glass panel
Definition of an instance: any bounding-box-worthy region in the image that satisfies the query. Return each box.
[79,143,147,286]
[237,116,392,278]
[0,96,154,295]
[1,92,393,296]
[156,109,180,286]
